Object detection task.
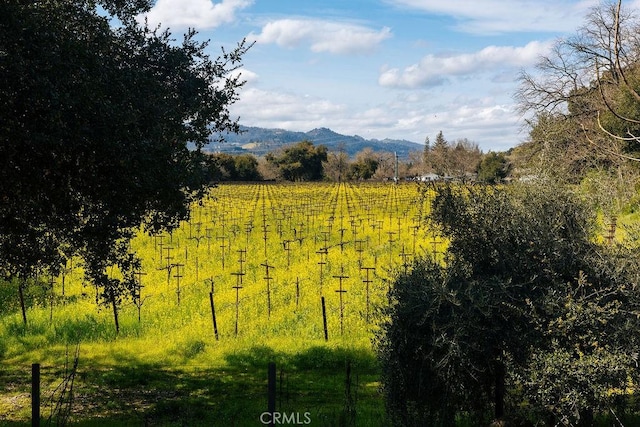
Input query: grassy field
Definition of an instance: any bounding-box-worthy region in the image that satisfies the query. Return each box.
[0,182,440,426]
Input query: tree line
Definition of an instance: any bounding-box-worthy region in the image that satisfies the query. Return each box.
[208,131,510,183]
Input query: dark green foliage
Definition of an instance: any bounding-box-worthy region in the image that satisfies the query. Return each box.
[348,157,379,180]
[477,152,510,183]
[375,183,640,425]
[211,153,261,181]
[374,259,461,426]
[265,140,328,181]
[0,1,250,320]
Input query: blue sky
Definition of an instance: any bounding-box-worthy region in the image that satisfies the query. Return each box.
[137,0,637,151]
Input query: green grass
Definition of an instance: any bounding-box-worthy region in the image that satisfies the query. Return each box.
[0,344,385,426]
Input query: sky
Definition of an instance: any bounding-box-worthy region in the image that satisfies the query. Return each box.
[137,0,639,151]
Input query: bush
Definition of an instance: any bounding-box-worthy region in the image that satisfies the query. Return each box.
[375,183,640,425]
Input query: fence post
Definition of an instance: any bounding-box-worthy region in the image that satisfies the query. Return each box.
[209,292,219,340]
[321,296,328,341]
[32,363,40,427]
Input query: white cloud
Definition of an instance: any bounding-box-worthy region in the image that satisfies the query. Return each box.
[250,19,392,55]
[379,40,553,88]
[387,0,598,33]
[230,67,259,84]
[139,0,252,30]
[384,101,523,151]
[231,87,347,127]
[212,67,259,91]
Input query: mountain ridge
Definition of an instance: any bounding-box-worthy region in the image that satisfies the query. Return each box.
[207,126,424,159]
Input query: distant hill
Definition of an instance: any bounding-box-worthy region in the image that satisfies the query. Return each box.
[207,126,424,160]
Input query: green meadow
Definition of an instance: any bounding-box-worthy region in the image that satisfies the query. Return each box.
[0,182,439,426]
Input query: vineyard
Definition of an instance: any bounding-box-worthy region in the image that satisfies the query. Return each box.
[0,181,442,426]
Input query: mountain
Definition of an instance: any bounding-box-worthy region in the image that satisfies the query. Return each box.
[207,126,424,159]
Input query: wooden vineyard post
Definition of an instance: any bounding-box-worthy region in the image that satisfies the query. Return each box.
[295,221,306,246]
[111,290,120,334]
[321,296,328,341]
[387,231,396,266]
[173,263,184,305]
[262,223,270,258]
[209,291,219,340]
[316,247,328,294]
[333,266,349,335]
[133,270,147,323]
[354,239,365,268]
[399,245,412,274]
[350,218,358,240]
[217,236,228,270]
[283,240,291,267]
[219,216,228,252]
[229,248,246,336]
[319,230,330,252]
[205,228,213,254]
[237,249,247,276]
[410,225,420,254]
[160,246,175,288]
[206,277,215,294]
[261,261,275,318]
[244,222,253,248]
[155,234,165,263]
[338,227,347,252]
[189,233,205,281]
[361,266,375,323]
[233,278,243,337]
[430,231,441,261]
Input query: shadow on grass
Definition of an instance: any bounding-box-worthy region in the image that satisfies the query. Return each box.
[0,345,385,427]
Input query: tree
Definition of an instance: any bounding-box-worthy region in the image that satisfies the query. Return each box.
[211,153,237,181]
[211,153,261,181]
[477,152,510,184]
[370,151,396,180]
[0,0,251,328]
[423,136,431,171]
[449,138,482,179]
[233,154,261,181]
[375,183,640,425]
[428,131,450,176]
[517,1,640,166]
[348,148,379,180]
[265,140,328,181]
[515,0,640,214]
[402,150,424,178]
[322,145,350,181]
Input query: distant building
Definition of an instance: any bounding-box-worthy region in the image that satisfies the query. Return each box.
[419,173,440,182]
